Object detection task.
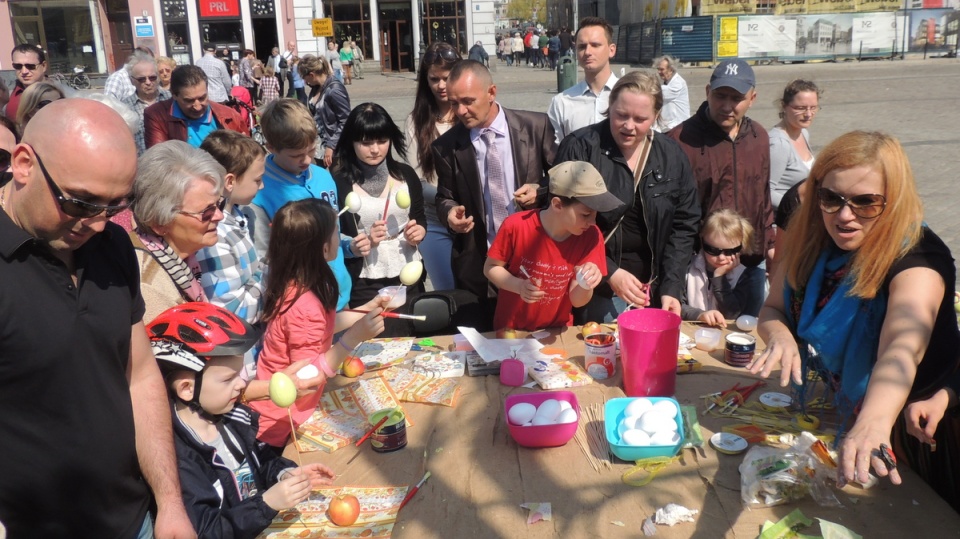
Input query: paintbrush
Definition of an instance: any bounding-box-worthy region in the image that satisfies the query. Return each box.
[399,470,432,510]
[344,309,425,321]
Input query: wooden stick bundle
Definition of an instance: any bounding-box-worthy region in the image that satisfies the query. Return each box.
[573,402,612,472]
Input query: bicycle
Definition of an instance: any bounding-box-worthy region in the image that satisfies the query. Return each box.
[71,65,91,90]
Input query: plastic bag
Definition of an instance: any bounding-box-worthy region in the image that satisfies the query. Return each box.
[740,431,842,508]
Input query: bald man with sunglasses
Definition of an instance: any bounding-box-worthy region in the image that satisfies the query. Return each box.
[0,100,196,539]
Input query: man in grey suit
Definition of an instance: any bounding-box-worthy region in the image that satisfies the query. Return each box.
[433,60,557,305]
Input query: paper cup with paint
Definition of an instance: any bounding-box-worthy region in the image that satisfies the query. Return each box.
[378,285,407,309]
[584,333,617,379]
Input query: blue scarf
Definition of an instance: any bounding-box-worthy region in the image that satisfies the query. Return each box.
[784,247,888,432]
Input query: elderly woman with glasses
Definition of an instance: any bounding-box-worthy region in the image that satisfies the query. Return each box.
[750,131,960,507]
[130,140,226,322]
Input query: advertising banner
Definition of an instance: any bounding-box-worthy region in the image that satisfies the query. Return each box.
[775,0,808,15]
[906,8,954,50]
[855,0,903,12]
[808,0,858,13]
[737,16,798,56]
[851,11,900,51]
[702,0,757,15]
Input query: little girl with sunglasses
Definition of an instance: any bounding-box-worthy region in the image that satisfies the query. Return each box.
[681,209,766,326]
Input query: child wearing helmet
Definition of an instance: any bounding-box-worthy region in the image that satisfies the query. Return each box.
[148,302,336,538]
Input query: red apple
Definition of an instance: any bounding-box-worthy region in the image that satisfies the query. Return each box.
[327,493,360,526]
[341,356,366,378]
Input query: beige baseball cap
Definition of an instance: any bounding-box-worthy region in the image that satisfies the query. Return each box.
[548,161,624,213]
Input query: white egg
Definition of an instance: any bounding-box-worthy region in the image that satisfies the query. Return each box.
[556,408,578,424]
[652,399,679,419]
[650,430,681,446]
[399,261,424,286]
[621,429,651,446]
[534,399,561,421]
[522,421,533,426]
[637,410,677,435]
[531,415,554,426]
[618,415,641,436]
[736,314,758,332]
[507,402,537,425]
[625,398,654,418]
[295,364,320,379]
[558,400,573,412]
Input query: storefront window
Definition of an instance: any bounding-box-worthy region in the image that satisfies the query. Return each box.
[423,0,466,53]
[10,0,99,75]
[324,0,373,60]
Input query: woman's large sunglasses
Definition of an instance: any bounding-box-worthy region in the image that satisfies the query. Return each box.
[423,47,460,64]
[817,188,886,219]
[30,145,132,218]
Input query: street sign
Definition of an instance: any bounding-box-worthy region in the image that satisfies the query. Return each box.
[134,16,155,38]
[312,18,334,38]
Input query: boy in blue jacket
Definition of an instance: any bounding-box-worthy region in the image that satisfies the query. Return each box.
[147,302,335,538]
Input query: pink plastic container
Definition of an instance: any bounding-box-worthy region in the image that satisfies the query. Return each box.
[504,391,580,448]
[617,309,681,397]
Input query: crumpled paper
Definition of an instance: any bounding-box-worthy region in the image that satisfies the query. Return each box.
[654,503,699,525]
[520,502,552,524]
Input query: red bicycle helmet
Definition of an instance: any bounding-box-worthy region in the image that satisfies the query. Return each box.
[147,302,260,372]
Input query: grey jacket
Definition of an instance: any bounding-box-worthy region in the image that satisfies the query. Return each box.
[310,77,351,152]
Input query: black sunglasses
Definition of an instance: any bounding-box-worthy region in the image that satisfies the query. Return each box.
[702,242,742,257]
[423,47,460,64]
[0,149,9,170]
[817,188,886,219]
[36,99,55,110]
[133,75,159,83]
[178,196,226,223]
[30,145,132,218]
[13,63,40,71]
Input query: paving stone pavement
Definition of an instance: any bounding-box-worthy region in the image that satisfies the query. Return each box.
[347,58,960,289]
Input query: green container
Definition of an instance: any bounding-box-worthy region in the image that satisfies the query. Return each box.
[367,408,407,452]
[557,55,577,93]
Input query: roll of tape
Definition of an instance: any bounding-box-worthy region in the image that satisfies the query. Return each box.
[795,414,820,430]
[759,392,792,412]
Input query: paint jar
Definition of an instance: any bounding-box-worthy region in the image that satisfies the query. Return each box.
[368,408,407,453]
[724,332,756,367]
[585,333,617,379]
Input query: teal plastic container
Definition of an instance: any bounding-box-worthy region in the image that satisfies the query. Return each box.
[604,397,685,461]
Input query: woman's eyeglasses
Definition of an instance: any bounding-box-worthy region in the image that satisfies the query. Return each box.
[817,188,886,219]
[29,145,133,218]
[788,105,820,114]
[423,47,460,64]
[178,196,226,223]
[702,242,742,257]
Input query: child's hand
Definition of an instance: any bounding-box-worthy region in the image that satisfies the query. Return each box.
[712,254,740,277]
[904,388,952,445]
[403,220,426,246]
[263,470,312,511]
[281,359,325,396]
[698,310,726,327]
[351,233,372,257]
[519,277,545,303]
[369,220,388,247]
[573,263,602,290]
[347,304,386,343]
[297,463,337,488]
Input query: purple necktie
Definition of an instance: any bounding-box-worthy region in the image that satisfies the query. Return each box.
[481,129,509,232]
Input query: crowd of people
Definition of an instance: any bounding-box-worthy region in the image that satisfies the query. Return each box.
[0,13,958,538]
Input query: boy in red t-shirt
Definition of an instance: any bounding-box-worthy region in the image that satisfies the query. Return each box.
[484,161,624,331]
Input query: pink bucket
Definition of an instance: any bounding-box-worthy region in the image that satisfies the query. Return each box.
[617,309,681,397]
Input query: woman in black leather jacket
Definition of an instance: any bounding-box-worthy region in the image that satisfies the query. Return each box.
[556,71,700,323]
[299,54,351,168]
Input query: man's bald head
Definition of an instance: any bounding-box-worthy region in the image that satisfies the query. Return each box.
[448,60,492,88]
[23,99,137,162]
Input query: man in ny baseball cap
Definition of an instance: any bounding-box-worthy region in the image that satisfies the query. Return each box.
[709,58,755,94]
[548,160,624,213]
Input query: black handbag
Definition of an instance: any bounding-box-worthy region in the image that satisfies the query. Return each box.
[278,56,288,70]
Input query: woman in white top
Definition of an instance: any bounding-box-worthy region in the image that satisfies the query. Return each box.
[404,41,462,291]
[769,80,821,210]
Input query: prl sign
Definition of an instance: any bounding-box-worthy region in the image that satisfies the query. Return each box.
[199,0,240,17]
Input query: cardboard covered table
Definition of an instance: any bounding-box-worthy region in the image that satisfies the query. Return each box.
[287,324,960,538]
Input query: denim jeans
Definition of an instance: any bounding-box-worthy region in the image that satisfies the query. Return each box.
[136,511,154,539]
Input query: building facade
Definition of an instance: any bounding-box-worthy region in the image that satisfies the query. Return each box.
[1,0,497,76]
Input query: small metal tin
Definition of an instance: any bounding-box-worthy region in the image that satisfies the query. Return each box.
[368,408,407,453]
[584,333,617,379]
[724,332,756,367]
